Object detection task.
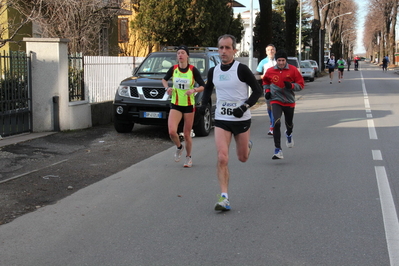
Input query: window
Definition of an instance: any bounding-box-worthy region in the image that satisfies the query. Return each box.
[99,26,109,56]
[118,18,129,43]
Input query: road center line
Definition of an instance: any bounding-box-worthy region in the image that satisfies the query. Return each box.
[367,119,378,140]
[361,72,399,265]
[372,150,383,160]
[364,98,370,109]
[361,72,378,140]
[375,166,399,265]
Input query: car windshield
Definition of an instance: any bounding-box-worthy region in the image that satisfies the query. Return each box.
[136,55,176,75]
[287,59,298,67]
[136,55,207,76]
[301,61,312,68]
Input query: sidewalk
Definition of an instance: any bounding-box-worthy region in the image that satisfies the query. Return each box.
[0,132,56,148]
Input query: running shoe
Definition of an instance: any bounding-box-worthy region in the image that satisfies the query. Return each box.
[285,131,294,148]
[183,156,192,168]
[248,140,253,157]
[178,132,185,143]
[268,128,273,135]
[215,195,231,211]
[272,148,284,159]
[338,80,341,83]
[174,145,184,162]
[330,81,332,84]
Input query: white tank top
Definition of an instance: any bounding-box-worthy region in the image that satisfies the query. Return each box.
[213,61,250,121]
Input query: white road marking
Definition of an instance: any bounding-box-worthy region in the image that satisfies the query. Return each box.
[361,72,378,139]
[375,166,399,266]
[364,98,370,109]
[372,150,382,160]
[361,71,399,265]
[367,119,378,139]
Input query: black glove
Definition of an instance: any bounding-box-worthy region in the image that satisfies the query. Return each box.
[232,104,248,118]
[265,92,271,100]
[197,104,206,115]
[284,81,292,90]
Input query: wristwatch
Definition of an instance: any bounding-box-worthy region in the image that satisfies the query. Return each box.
[244,103,250,109]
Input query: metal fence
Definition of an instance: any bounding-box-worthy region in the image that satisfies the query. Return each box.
[0,51,32,137]
[84,56,144,103]
[68,53,84,101]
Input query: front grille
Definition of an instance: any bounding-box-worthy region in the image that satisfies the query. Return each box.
[143,87,165,99]
[130,87,139,98]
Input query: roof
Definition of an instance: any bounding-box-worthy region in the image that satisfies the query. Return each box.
[232,1,245,7]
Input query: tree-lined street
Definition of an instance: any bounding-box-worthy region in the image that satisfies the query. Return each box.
[1,63,398,265]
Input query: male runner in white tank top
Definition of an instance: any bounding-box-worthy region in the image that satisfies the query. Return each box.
[199,34,262,211]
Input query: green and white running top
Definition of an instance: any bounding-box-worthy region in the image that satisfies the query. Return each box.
[337,59,346,69]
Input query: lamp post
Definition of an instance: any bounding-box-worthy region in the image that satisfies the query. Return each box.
[248,0,254,71]
[319,0,341,71]
[299,0,302,63]
[328,12,353,53]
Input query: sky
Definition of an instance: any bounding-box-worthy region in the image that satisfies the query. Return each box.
[233,0,367,54]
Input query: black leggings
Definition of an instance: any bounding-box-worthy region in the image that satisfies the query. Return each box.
[272,104,295,149]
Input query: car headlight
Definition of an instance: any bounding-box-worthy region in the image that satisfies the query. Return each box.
[118,86,130,97]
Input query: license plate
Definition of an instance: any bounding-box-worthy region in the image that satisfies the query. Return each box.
[143,112,162,118]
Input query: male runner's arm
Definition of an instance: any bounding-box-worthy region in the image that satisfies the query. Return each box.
[237,64,262,107]
[198,67,215,114]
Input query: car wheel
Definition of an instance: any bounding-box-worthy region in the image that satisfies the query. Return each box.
[114,121,134,133]
[193,103,211,136]
[310,77,314,82]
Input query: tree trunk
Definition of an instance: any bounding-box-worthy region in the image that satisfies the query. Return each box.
[310,0,320,69]
[258,0,273,60]
[389,0,398,64]
[284,0,298,56]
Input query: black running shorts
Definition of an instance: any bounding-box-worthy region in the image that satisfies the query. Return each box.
[170,104,194,113]
[215,119,251,136]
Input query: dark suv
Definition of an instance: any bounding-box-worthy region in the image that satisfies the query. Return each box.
[113,47,220,136]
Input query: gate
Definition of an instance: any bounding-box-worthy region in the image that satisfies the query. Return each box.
[0,51,32,138]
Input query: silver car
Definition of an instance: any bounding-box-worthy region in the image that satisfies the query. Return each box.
[287,56,300,68]
[300,61,315,82]
[305,59,319,77]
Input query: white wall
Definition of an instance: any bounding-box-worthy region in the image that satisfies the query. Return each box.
[24,38,92,132]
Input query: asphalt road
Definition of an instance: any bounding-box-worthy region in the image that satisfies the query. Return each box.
[1,63,399,265]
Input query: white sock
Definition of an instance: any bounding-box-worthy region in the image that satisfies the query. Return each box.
[221,193,228,199]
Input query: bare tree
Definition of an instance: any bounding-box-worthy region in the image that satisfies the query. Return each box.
[15,0,123,55]
[363,11,381,62]
[309,0,356,69]
[323,0,356,58]
[363,0,397,64]
[310,0,321,66]
[388,1,398,63]
[0,0,38,48]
